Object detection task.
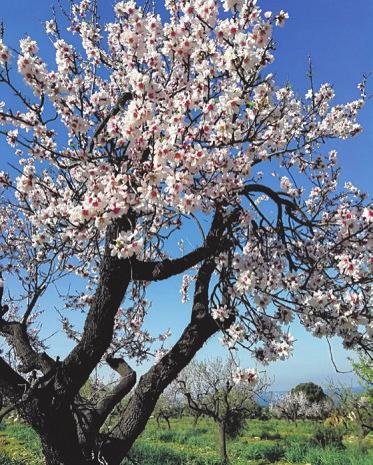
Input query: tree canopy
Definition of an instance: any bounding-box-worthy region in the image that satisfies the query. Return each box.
[291,382,327,404]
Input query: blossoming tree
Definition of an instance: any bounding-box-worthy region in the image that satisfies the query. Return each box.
[178,358,261,464]
[0,0,372,464]
[270,389,333,424]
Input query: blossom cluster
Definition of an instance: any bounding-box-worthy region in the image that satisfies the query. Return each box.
[233,367,259,385]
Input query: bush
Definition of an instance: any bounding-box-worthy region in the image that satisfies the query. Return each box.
[225,412,246,439]
[158,430,178,442]
[311,425,345,449]
[283,441,308,462]
[292,382,327,403]
[0,454,18,465]
[259,430,281,440]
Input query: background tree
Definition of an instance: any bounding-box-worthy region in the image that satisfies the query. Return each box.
[0,0,372,464]
[178,358,261,464]
[270,388,333,424]
[291,382,328,405]
[328,356,373,440]
[153,382,184,429]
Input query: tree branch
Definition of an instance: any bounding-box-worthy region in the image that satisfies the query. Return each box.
[93,356,136,431]
[102,259,219,464]
[131,206,233,282]
[0,320,55,374]
[60,224,133,398]
[0,356,27,405]
[88,92,132,153]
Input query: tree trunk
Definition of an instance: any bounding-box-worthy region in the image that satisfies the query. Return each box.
[218,421,228,464]
[42,445,93,465]
[22,395,97,465]
[33,414,92,465]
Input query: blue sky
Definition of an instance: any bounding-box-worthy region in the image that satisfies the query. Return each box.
[0,1,372,391]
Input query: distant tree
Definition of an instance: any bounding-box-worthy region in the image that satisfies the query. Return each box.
[330,356,373,440]
[188,404,204,427]
[291,382,327,404]
[270,389,332,424]
[154,382,184,429]
[270,391,307,424]
[178,358,260,464]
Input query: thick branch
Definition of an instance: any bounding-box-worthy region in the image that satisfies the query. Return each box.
[132,206,231,282]
[131,245,213,281]
[102,259,218,464]
[0,356,27,404]
[0,321,55,374]
[93,356,136,431]
[61,225,132,397]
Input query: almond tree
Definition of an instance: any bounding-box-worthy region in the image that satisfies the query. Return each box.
[270,390,333,424]
[153,381,184,429]
[177,358,261,464]
[0,1,372,464]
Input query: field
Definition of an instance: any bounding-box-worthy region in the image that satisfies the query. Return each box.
[1,416,372,465]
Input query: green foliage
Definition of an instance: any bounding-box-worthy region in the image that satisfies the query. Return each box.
[0,453,20,465]
[292,381,327,403]
[352,356,373,387]
[284,442,373,465]
[311,425,346,449]
[225,410,247,439]
[225,400,262,439]
[259,426,281,441]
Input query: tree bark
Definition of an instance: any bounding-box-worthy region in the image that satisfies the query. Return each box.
[218,420,228,464]
[22,398,94,465]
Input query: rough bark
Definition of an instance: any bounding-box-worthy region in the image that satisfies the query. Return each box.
[95,357,136,427]
[0,321,55,374]
[0,356,27,403]
[61,226,132,397]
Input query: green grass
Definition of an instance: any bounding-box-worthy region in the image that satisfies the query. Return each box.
[0,416,372,465]
[128,417,373,465]
[0,422,44,465]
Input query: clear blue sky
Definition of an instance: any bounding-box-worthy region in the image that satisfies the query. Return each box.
[0,1,372,390]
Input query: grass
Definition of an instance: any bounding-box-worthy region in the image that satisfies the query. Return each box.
[0,422,44,465]
[0,416,372,465]
[127,417,373,465]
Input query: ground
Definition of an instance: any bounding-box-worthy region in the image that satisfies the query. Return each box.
[0,416,372,465]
